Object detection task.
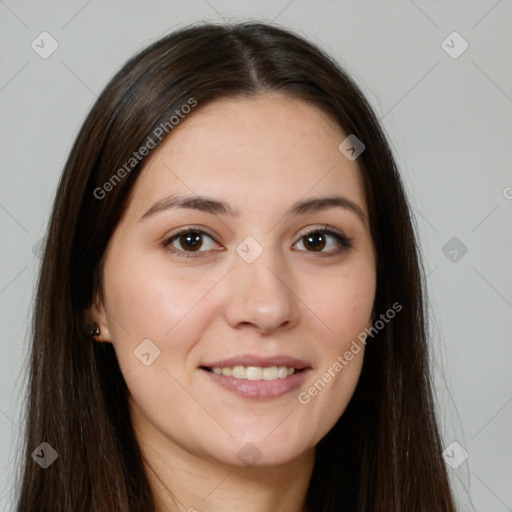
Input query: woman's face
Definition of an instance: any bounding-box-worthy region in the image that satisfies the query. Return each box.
[93,93,377,468]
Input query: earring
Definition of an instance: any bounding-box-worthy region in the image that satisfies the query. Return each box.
[90,323,100,338]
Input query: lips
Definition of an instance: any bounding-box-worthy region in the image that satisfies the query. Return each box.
[200,355,311,370]
[199,354,312,400]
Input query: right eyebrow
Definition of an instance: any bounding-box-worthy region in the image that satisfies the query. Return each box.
[139,195,241,221]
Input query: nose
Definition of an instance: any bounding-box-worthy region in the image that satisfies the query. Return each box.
[223,248,300,335]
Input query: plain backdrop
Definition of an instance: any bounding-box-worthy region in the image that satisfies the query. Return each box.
[1,1,511,510]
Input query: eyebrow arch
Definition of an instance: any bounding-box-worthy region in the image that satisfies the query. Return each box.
[139,194,367,225]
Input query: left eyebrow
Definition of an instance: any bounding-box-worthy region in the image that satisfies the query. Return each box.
[287,195,367,225]
[139,194,367,225]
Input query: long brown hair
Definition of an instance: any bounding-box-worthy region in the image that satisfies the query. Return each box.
[15,21,456,511]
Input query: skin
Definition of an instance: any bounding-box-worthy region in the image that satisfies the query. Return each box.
[90,93,377,512]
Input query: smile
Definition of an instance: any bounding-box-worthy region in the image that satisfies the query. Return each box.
[200,365,310,400]
[204,365,296,380]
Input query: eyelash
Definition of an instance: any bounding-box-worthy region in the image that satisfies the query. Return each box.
[162,225,354,259]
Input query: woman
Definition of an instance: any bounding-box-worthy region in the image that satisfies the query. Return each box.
[16,21,457,511]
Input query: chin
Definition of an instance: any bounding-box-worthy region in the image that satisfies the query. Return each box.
[202,433,313,470]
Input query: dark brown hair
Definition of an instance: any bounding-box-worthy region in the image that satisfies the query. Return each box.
[15,21,456,511]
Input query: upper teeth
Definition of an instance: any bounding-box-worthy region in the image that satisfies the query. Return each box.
[211,365,295,380]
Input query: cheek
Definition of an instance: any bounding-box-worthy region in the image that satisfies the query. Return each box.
[102,253,233,406]
[295,263,375,430]
[104,255,219,349]
[309,263,376,352]
[102,256,219,436]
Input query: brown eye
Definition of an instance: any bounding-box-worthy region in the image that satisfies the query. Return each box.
[302,232,327,252]
[177,232,202,251]
[294,227,353,255]
[163,228,218,257]
[163,226,353,259]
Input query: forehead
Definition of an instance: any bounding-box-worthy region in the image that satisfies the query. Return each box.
[126,94,368,222]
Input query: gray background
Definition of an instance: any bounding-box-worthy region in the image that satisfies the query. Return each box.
[1,1,511,510]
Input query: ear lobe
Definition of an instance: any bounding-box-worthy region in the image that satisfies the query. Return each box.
[85,292,112,342]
